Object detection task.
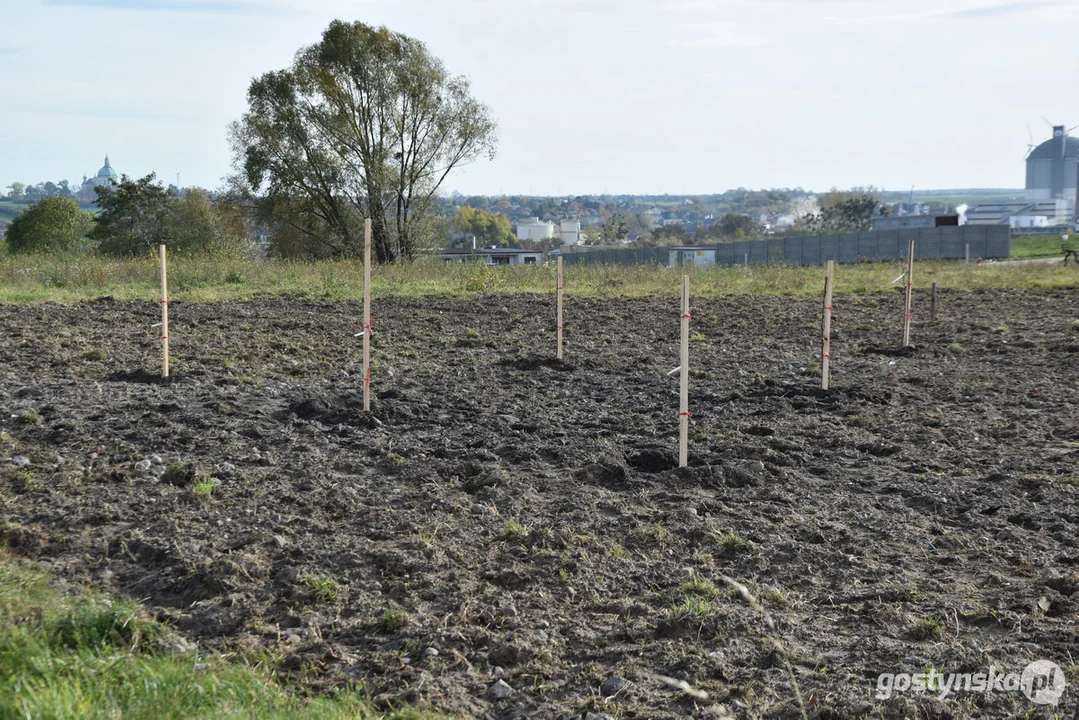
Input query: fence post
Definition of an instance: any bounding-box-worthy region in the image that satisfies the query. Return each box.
[363,219,372,412]
[902,239,914,347]
[159,244,169,379]
[679,275,690,468]
[821,260,834,389]
[556,256,564,361]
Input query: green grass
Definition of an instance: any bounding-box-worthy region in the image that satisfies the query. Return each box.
[0,554,446,719]
[1010,234,1075,259]
[0,251,1075,304]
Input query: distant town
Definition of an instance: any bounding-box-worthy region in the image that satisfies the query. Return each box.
[3,124,1077,253]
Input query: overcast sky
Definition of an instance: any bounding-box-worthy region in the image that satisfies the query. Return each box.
[1,0,1077,196]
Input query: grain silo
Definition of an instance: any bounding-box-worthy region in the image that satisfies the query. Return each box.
[1025,125,1079,201]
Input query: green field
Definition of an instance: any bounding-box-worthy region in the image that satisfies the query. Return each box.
[0,253,1075,304]
[1010,233,1075,258]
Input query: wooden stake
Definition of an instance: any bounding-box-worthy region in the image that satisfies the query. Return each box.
[159,244,169,378]
[363,219,372,412]
[679,275,690,468]
[556,256,564,361]
[930,281,937,325]
[821,260,834,390]
[902,239,914,347]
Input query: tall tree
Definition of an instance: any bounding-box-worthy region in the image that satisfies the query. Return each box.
[230,20,497,262]
[6,182,25,200]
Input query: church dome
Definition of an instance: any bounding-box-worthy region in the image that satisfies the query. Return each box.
[96,156,118,180]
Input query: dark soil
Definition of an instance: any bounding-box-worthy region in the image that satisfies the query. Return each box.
[1,288,1077,719]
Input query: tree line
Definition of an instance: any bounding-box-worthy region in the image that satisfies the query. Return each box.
[3,175,250,257]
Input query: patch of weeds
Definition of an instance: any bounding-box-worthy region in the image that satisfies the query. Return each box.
[946,342,963,353]
[2,469,37,493]
[718,531,749,552]
[381,452,406,467]
[373,606,410,633]
[679,577,719,599]
[668,596,725,622]
[689,331,705,342]
[844,414,876,430]
[693,551,715,567]
[992,324,1008,334]
[908,614,944,641]
[637,521,672,547]
[402,348,418,359]
[760,587,793,607]
[1071,319,1079,333]
[18,410,41,427]
[224,269,246,285]
[302,575,340,604]
[191,477,216,498]
[499,518,530,544]
[81,348,106,362]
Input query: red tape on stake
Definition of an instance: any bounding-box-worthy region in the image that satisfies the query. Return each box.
[681,313,691,320]
[824,305,833,311]
[557,325,563,331]
[823,353,831,359]
[159,300,168,305]
[161,336,168,340]
[364,366,371,389]
[679,410,691,417]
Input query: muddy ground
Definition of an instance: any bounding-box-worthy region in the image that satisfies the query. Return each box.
[1,287,1077,719]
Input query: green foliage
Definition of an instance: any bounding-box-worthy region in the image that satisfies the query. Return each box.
[231,20,497,262]
[712,213,761,239]
[91,176,253,258]
[4,196,93,254]
[451,206,516,247]
[91,174,174,256]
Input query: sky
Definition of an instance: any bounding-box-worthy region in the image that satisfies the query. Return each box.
[1,0,1077,196]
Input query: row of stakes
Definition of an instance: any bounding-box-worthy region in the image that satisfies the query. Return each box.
[155,231,930,469]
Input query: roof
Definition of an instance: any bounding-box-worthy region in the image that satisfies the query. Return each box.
[96,155,118,180]
[1027,135,1079,161]
[440,248,542,256]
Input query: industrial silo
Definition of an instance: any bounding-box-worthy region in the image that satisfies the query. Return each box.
[1025,125,1079,201]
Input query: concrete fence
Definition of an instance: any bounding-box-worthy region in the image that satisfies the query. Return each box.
[558,225,1011,267]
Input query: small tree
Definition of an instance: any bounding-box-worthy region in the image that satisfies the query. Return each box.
[4,195,93,254]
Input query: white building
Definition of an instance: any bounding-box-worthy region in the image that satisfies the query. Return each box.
[515,217,554,242]
[440,248,544,266]
[560,219,582,245]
